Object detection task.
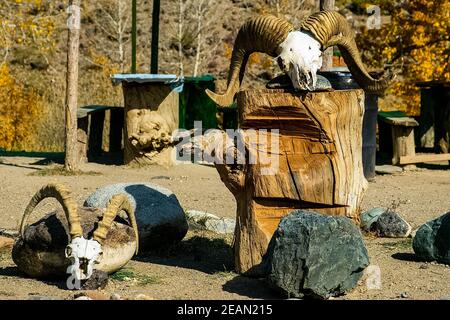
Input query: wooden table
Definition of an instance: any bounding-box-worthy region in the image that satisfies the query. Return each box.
[77,105,124,163]
[378,111,419,166]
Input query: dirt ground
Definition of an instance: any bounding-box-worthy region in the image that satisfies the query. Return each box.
[0,156,449,300]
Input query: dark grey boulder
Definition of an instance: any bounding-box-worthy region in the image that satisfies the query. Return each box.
[80,270,109,290]
[360,207,385,232]
[84,183,188,250]
[413,211,450,264]
[265,210,369,299]
[371,211,411,238]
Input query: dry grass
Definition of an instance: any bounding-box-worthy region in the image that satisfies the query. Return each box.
[110,268,162,286]
[0,249,10,262]
[381,238,414,250]
[214,270,238,279]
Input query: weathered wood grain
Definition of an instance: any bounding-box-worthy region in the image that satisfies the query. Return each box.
[400,153,450,165]
[216,89,368,274]
[122,83,179,165]
[391,125,416,165]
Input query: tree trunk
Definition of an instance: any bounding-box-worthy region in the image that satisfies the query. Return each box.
[131,0,137,73]
[193,0,204,77]
[65,0,81,171]
[118,0,125,73]
[215,89,368,275]
[320,0,335,71]
[151,0,161,74]
[178,0,184,76]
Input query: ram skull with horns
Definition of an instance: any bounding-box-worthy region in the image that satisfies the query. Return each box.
[206,11,391,107]
[12,184,139,281]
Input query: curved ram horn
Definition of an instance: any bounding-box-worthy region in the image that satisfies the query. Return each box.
[93,194,139,254]
[206,15,294,107]
[301,11,392,93]
[20,183,83,239]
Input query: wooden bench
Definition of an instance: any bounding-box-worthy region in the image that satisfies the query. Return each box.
[378,111,419,166]
[77,105,124,163]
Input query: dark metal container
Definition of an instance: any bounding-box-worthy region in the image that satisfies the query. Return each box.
[319,70,378,180]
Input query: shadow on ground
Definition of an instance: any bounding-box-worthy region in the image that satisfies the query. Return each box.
[391,252,421,262]
[222,276,279,299]
[133,233,280,299]
[0,160,42,171]
[416,163,450,170]
[31,158,64,165]
[0,266,22,278]
[0,266,70,290]
[87,152,123,165]
[134,235,234,274]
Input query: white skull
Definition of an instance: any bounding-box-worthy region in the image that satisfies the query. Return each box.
[278,31,323,91]
[65,237,103,281]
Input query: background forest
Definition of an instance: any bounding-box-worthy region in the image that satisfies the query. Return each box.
[0,0,448,152]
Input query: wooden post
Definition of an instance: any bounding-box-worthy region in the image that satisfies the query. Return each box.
[65,0,81,171]
[391,126,415,166]
[131,0,137,73]
[320,0,335,71]
[215,89,368,275]
[151,0,161,74]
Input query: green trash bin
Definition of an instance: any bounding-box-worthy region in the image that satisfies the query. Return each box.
[179,75,217,130]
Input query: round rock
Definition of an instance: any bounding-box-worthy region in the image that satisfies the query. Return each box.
[265,210,370,299]
[84,183,188,250]
[371,211,411,238]
[360,207,385,232]
[80,270,108,290]
[186,210,236,234]
[204,218,235,234]
[413,211,450,264]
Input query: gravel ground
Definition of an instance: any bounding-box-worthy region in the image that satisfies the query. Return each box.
[0,156,449,300]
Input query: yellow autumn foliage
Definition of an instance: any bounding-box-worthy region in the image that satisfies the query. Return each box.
[89,50,121,78]
[0,0,55,151]
[0,0,55,56]
[355,0,449,116]
[0,64,43,150]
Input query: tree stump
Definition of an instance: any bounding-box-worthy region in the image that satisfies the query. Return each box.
[122,82,179,166]
[215,89,368,275]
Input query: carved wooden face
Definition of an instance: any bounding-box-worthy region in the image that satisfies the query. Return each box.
[127,110,172,153]
[278,31,323,91]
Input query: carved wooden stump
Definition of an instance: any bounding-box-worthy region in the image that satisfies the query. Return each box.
[215,89,368,275]
[122,82,179,166]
